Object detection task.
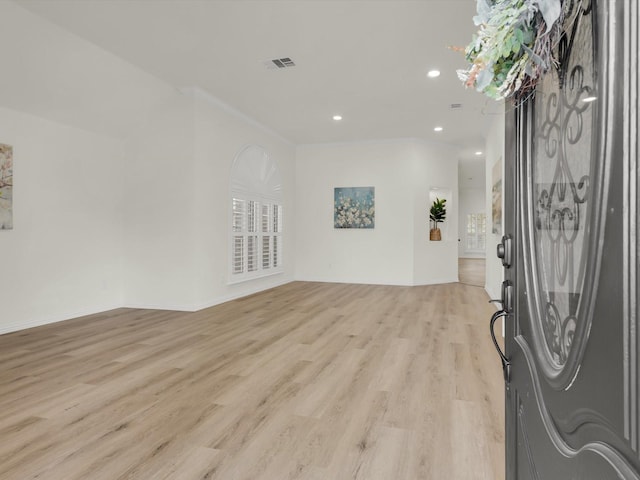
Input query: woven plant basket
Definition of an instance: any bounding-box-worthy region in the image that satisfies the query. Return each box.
[430,228,441,241]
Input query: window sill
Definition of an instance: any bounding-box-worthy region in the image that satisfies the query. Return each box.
[227,268,284,285]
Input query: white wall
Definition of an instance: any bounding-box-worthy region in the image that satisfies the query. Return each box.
[122,92,198,309]
[296,139,458,286]
[485,110,505,299]
[458,187,486,258]
[0,106,125,334]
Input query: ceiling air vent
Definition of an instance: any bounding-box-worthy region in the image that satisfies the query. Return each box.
[450,103,463,110]
[263,57,296,69]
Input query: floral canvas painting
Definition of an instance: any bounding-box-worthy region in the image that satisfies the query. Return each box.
[0,144,12,230]
[334,186,375,229]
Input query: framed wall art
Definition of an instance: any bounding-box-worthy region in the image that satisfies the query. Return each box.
[334,186,375,229]
[0,143,13,230]
[491,158,502,235]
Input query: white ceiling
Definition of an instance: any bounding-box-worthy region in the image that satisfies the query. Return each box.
[15,0,502,162]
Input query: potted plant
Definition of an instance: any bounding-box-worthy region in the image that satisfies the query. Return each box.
[430,197,447,241]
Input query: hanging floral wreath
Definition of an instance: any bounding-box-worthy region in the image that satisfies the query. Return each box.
[457,0,566,101]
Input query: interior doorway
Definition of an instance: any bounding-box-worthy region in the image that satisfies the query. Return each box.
[458,158,487,288]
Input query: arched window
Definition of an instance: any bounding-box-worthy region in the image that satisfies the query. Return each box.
[229,145,283,282]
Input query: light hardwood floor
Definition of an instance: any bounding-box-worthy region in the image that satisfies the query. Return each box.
[459,258,486,287]
[0,281,504,480]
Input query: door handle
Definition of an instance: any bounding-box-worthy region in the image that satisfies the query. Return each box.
[490,310,511,384]
[493,237,513,384]
[488,280,514,313]
[496,234,512,268]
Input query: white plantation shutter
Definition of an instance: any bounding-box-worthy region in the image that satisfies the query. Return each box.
[262,203,271,269]
[232,198,245,232]
[248,200,259,233]
[273,204,281,233]
[273,205,282,268]
[229,146,284,282]
[273,236,280,268]
[262,236,271,269]
[233,236,244,274]
[248,235,258,272]
[262,203,270,233]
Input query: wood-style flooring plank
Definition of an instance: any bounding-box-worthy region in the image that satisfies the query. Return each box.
[458,258,486,287]
[0,281,504,479]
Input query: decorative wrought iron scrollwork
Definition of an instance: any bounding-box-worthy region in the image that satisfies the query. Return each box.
[541,301,578,364]
[533,0,594,366]
[537,66,592,285]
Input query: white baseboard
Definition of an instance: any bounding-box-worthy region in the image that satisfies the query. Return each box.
[124,278,295,313]
[190,278,294,311]
[0,302,123,336]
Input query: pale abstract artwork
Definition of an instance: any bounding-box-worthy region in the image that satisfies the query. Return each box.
[0,144,13,230]
[334,186,375,229]
[491,158,502,235]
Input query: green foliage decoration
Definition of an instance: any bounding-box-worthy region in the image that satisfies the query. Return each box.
[429,197,447,230]
[457,0,566,101]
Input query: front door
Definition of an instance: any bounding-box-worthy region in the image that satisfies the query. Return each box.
[496,1,640,478]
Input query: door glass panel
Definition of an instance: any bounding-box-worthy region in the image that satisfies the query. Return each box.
[528,4,596,371]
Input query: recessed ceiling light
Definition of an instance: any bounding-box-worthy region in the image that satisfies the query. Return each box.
[333,115,343,121]
[475,151,483,156]
[582,96,597,103]
[427,70,441,78]
[434,126,443,132]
